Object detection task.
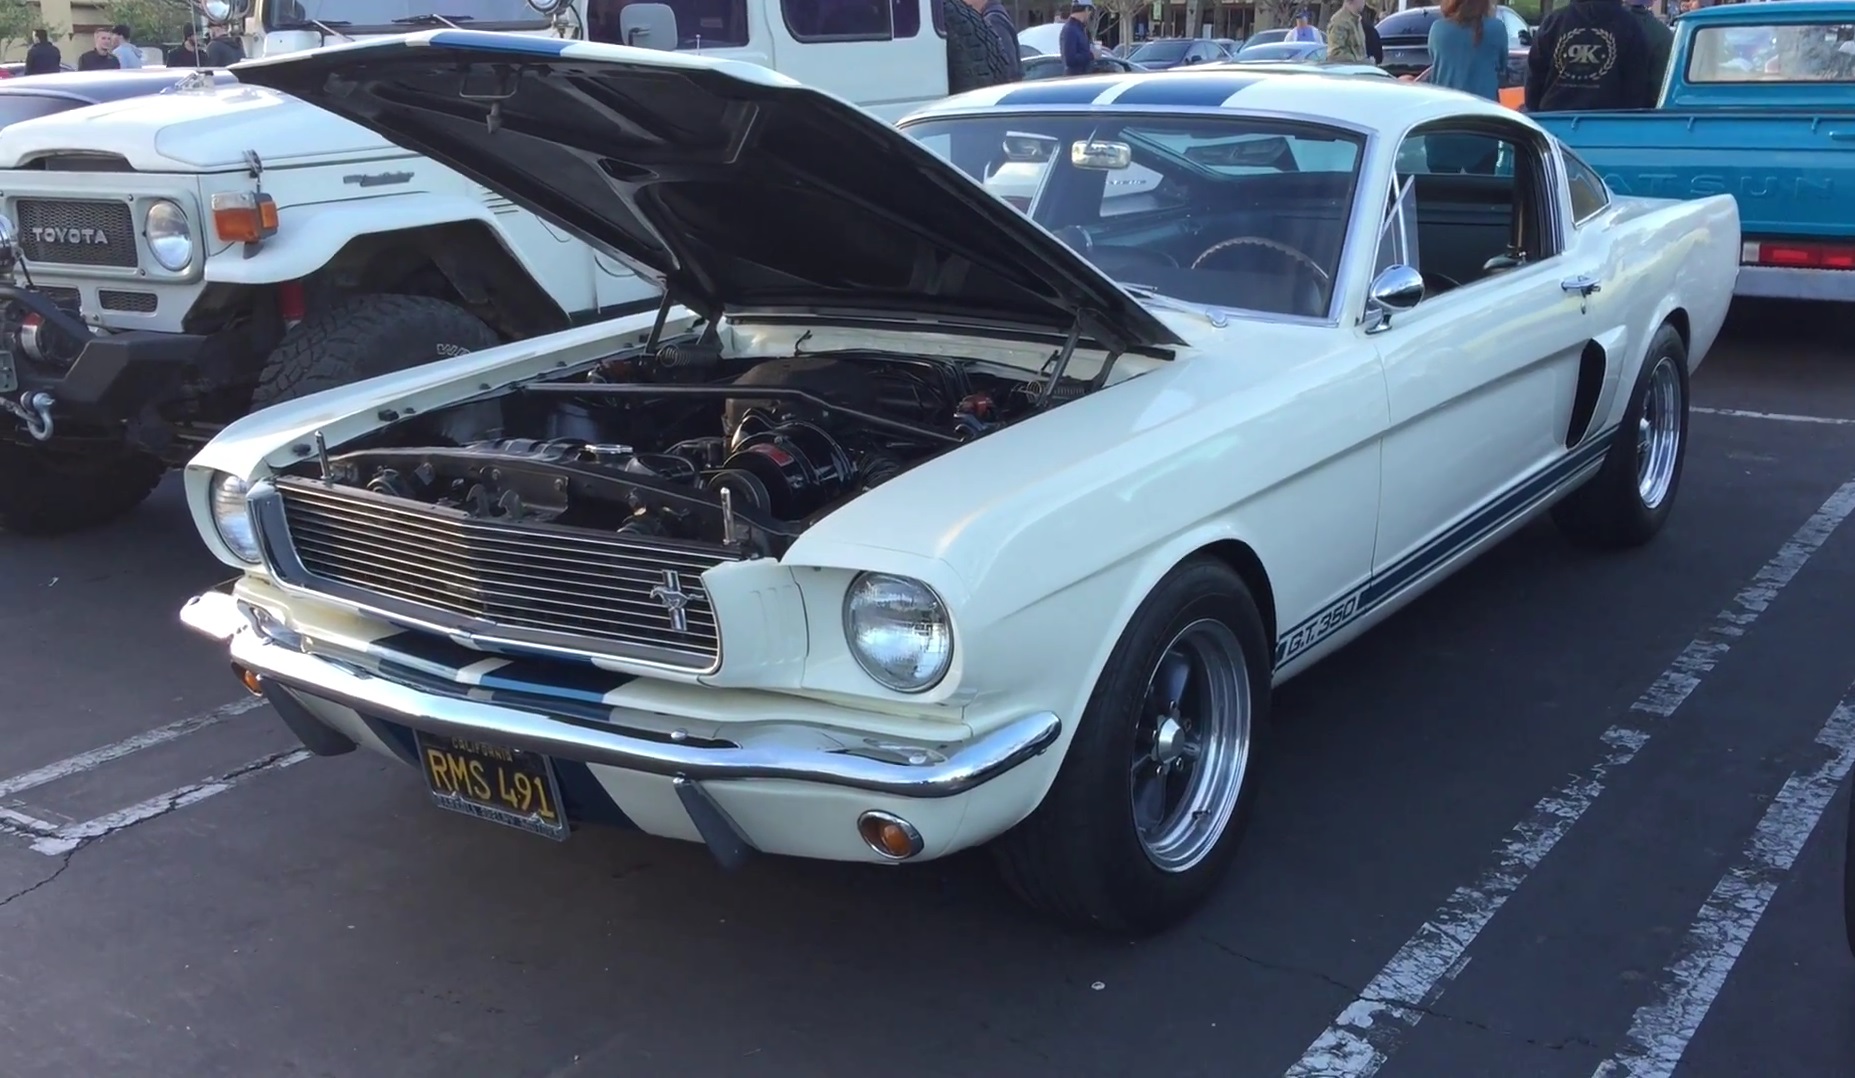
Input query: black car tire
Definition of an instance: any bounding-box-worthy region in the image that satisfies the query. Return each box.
[251,294,501,410]
[1552,322,1690,549]
[0,440,164,536]
[943,0,1016,94]
[991,556,1273,934]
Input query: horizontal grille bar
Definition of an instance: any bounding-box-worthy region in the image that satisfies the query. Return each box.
[16,199,136,268]
[275,479,738,668]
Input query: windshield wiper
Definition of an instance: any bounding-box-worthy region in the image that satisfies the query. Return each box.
[392,12,475,25]
[273,17,353,37]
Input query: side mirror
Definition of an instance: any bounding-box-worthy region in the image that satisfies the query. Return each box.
[1364,264,1424,333]
[1517,28,1533,45]
[618,2,679,48]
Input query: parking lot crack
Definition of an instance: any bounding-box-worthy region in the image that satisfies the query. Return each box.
[0,849,75,908]
[1197,934,1599,1052]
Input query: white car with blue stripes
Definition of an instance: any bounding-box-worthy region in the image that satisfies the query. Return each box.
[179,31,1743,933]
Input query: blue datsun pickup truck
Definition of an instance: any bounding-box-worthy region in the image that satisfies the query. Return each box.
[1531,0,1855,304]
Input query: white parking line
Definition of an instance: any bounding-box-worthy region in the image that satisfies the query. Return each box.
[0,696,267,799]
[1693,406,1855,427]
[27,749,312,857]
[1591,686,1855,1078]
[1283,476,1855,1078]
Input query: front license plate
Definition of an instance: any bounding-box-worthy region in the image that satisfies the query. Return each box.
[415,731,569,841]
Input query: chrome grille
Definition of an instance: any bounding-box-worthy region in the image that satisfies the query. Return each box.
[274,479,735,669]
[16,199,137,268]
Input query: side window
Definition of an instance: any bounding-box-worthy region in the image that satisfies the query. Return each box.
[783,0,894,41]
[1562,147,1611,224]
[931,0,945,35]
[894,0,920,37]
[588,0,750,46]
[1390,123,1558,292]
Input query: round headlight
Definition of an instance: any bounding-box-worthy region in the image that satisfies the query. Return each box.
[143,200,192,272]
[210,472,261,564]
[842,572,953,693]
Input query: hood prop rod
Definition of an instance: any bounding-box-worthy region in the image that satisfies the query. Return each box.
[1034,318,1085,410]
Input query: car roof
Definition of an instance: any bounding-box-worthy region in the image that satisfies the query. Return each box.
[1676,0,1847,21]
[912,67,1512,134]
[0,68,238,104]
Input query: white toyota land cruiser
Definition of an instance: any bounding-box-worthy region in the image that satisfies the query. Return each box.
[0,0,1014,535]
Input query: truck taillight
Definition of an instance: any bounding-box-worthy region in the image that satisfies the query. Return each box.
[1741,240,1855,271]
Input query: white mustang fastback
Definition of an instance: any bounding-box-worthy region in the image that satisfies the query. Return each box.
[179,31,1741,933]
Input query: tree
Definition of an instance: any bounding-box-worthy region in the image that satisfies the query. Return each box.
[0,0,38,58]
[1094,0,1147,42]
[103,0,198,45]
[1255,0,1300,31]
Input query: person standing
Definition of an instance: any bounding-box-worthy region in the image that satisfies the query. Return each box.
[967,0,1023,80]
[169,29,205,67]
[203,22,245,67]
[1525,0,1656,111]
[1060,0,1094,76]
[1286,10,1319,41]
[1426,0,1507,171]
[1363,5,1384,63]
[23,29,62,75]
[77,30,120,70]
[111,24,144,68]
[1628,0,1674,98]
[1327,0,1369,61]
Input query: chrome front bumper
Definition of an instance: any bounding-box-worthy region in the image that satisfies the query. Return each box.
[179,588,1061,800]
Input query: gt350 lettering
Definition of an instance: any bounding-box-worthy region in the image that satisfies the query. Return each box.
[1276,591,1362,667]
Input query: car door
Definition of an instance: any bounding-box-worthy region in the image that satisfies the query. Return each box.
[1365,117,1602,583]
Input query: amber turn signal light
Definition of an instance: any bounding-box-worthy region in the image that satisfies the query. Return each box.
[856,811,924,860]
[233,663,263,697]
[210,191,280,244]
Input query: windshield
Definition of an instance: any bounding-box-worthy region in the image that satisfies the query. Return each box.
[902,112,1363,320]
[1372,10,1434,37]
[1131,40,1192,63]
[268,0,550,31]
[1687,22,1855,82]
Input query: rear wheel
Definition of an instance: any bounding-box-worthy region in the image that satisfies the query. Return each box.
[1552,322,1689,549]
[992,557,1272,934]
[0,440,164,536]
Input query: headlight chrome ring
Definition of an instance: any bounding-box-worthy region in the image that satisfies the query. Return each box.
[143,199,193,272]
[842,572,954,694]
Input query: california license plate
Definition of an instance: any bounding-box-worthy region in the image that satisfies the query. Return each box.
[415,731,569,841]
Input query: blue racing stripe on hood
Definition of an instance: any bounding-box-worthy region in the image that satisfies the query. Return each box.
[1106,75,1262,107]
[996,77,1133,106]
[421,28,575,55]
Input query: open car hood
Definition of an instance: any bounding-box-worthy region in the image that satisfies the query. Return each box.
[231,31,1184,351]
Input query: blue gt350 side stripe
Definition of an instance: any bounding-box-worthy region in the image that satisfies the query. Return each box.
[1272,429,1619,670]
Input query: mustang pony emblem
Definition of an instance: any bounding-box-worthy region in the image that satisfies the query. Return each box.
[31,226,109,246]
[650,570,692,633]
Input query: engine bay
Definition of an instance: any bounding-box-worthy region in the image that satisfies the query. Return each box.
[296,331,1098,558]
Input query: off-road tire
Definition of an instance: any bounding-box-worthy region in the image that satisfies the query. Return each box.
[251,294,500,410]
[1552,322,1690,549]
[0,441,164,536]
[944,0,1017,94]
[991,556,1273,934]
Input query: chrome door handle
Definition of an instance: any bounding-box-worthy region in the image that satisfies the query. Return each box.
[1560,275,1602,296]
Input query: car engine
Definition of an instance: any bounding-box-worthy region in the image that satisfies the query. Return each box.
[301,336,1092,558]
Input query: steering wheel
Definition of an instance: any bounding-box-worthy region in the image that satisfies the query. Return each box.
[1191,236,1332,287]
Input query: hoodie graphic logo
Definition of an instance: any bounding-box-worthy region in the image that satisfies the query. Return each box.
[1553,28,1618,82]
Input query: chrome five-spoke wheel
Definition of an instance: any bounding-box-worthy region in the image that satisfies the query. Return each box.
[1130,618,1253,874]
[1636,353,1684,511]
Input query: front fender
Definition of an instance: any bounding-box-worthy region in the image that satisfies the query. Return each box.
[202,193,538,286]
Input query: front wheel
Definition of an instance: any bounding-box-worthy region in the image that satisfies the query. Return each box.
[1552,322,1690,549]
[251,294,501,410]
[991,556,1272,934]
[0,440,165,536]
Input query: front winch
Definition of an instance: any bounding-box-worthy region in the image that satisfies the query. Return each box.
[1,390,54,441]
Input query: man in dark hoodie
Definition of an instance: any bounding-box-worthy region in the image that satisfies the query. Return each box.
[1627,0,1674,95]
[1525,0,1659,111]
[23,29,61,75]
[966,0,1023,80]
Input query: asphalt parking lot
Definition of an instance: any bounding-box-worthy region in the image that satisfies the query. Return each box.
[0,299,1850,1078]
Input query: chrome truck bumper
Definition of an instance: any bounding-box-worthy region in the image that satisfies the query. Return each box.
[179,587,1063,864]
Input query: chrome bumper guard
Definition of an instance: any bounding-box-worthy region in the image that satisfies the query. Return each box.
[179,589,1062,801]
